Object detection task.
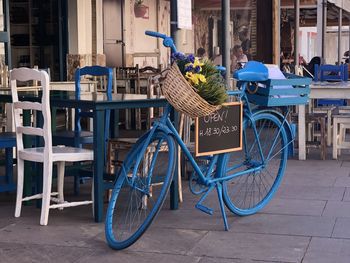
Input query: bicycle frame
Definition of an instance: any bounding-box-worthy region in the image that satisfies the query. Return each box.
[148,81,290,188]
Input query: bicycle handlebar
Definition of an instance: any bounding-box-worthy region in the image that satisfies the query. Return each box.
[145,30,177,53]
[145,31,167,39]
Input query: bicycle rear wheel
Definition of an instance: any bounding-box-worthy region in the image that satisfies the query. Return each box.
[105,130,175,250]
[222,112,288,216]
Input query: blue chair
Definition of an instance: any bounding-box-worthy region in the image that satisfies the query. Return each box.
[0,132,16,193]
[52,65,113,193]
[315,64,348,106]
[314,64,348,82]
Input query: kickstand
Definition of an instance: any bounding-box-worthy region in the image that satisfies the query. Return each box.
[216,182,229,231]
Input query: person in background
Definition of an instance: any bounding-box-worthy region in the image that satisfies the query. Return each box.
[212,46,222,66]
[231,45,248,72]
[197,47,206,60]
[239,28,252,60]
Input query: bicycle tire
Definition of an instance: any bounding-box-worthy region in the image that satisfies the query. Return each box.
[105,130,175,250]
[222,112,288,216]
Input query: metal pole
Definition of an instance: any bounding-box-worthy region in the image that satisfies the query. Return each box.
[221,0,231,87]
[169,0,179,210]
[273,0,281,65]
[322,0,327,61]
[170,0,178,42]
[338,7,342,64]
[294,0,300,66]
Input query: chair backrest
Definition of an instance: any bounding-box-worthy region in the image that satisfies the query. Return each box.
[74,65,113,146]
[10,68,51,155]
[314,64,348,81]
[139,66,161,75]
[115,65,139,79]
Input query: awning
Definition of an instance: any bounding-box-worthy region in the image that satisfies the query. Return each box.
[281,0,350,27]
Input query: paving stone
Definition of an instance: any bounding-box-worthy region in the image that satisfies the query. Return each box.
[281,172,337,187]
[303,237,350,263]
[188,232,309,262]
[284,162,347,178]
[151,207,234,231]
[262,198,326,216]
[0,242,95,263]
[0,222,104,248]
[231,214,335,237]
[93,226,207,255]
[198,257,272,263]
[323,201,350,217]
[78,250,201,263]
[286,159,343,175]
[341,160,350,167]
[276,184,345,201]
[332,218,350,238]
[334,176,350,187]
[342,187,350,201]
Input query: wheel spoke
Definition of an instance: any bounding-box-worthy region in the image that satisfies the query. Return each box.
[105,131,175,250]
[223,113,288,215]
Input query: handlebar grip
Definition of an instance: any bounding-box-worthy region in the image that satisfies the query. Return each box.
[145,30,177,53]
[145,30,167,39]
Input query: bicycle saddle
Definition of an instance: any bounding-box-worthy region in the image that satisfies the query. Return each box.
[233,61,268,82]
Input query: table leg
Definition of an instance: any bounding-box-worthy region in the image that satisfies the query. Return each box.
[298,104,306,160]
[333,118,338,159]
[93,109,105,222]
[170,111,179,210]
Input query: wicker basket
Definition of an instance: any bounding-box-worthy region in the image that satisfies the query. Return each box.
[162,63,221,118]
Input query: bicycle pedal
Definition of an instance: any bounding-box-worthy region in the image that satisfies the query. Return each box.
[195,204,213,215]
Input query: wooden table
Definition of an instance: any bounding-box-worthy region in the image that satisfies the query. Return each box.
[0,90,176,223]
[297,81,350,160]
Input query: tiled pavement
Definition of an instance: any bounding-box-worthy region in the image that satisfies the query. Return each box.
[1,151,350,262]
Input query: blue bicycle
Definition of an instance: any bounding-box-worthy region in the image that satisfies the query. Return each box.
[105,31,298,250]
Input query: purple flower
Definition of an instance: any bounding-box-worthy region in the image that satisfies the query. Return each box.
[185,64,194,72]
[194,65,201,73]
[187,54,195,63]
[171,52,186,61]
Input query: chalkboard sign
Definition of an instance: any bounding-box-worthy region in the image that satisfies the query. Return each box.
[195,102,242,156]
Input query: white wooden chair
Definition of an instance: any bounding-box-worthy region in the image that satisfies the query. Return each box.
[11,68,94,226]
[332,107,350,159]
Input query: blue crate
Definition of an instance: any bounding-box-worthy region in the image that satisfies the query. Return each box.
[246,73,311,107]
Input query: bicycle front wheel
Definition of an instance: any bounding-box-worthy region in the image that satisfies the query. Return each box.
[222,112,288,216]
[105,130,175,250]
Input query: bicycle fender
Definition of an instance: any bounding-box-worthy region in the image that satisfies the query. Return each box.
[251,108,294,158]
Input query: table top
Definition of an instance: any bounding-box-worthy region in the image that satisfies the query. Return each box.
[309,81,350,99]
[311,81,350,88]
[0,90,168,110]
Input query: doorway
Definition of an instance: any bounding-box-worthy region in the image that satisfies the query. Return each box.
[103,0,124,67]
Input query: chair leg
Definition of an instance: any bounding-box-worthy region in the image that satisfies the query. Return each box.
[91,181,94,218]
[57,161,65,210]
[14,158,24,218]
[320,118,326,160]
[333,119,339,159]
[327,110,332,146]
[40,161,53,226]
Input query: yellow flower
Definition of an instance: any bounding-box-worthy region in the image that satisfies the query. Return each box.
[197,74,206,83]
[193,58,204,68]
[185,72,206,86]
